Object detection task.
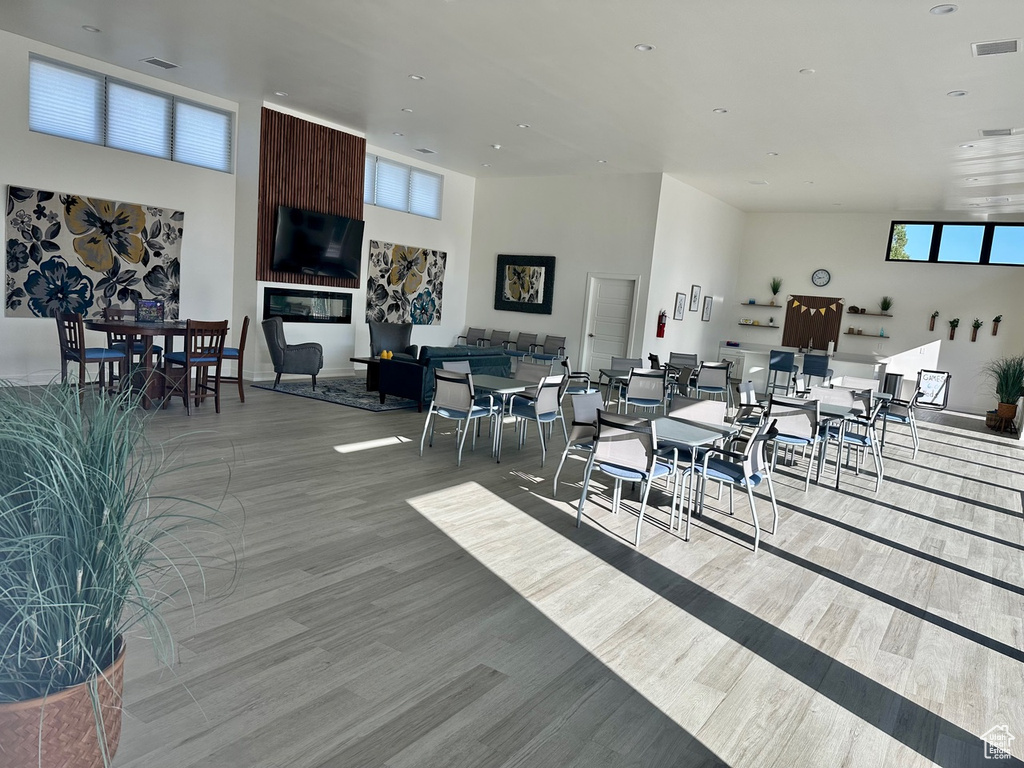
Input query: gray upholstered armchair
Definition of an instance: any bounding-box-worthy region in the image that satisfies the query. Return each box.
[368,321,418,359]
[261,316,324,389]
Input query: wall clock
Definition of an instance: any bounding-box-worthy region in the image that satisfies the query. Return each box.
[811,268,831,287]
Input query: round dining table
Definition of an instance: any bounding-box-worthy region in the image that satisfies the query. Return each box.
[84,318,188,409]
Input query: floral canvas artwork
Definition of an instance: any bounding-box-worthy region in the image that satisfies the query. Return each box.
[365,240,446,324]
[5,186,184,319]
[493,255,555,315]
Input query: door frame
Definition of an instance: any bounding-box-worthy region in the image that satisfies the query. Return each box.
[578,272,642,373]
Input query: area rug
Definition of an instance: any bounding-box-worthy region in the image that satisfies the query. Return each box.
[252,377,418,412]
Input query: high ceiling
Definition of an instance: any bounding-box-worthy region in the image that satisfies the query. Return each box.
[3,0,1024,214]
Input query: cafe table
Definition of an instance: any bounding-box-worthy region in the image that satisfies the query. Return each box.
[652,415,739,543]
[84,318,189,409]
[471,374,538,462]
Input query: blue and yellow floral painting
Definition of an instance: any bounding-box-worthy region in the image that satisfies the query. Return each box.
[365,240,446,325]
[5,185,184,319]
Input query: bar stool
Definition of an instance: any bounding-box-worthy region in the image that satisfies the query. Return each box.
[802,353,833,388]
[767,350,798,396]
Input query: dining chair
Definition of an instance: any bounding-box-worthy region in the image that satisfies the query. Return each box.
[838,375,880,392]
[822,391,885,492]
[560,357,597,395]
[689,416,779,553]
[505,332,538,368]
[103,306,163,390]
[219,315,249,402]
[607,356,643,406]
[877,388,922,458]
[530,335,566,363]
[419,369,500,466]
[457,327,488,347]
[621,367,670,415]
[767,394,824,492]
[508,373,566,466]
[553,391,605,493]
[576,411,676,547]
[163,320,228,415]
[732,381,764,434]
[801,353,833,388]
[665,353,699,398]
[442,360,472,373]
[767,350,799,396]
[55,312,126,393]
[668,396,728,426]
[693,361,733,407]
[486,330,512,349]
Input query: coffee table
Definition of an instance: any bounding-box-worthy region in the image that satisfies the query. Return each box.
[349,356,381,391]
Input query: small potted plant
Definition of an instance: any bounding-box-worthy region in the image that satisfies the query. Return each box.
[993,314,1002,336]
[769,276,783,306]
[929,310,939,332]
[948,317,959,340]
[972,318,983,342]
[984,354,1024,423]
[879,296,894,315]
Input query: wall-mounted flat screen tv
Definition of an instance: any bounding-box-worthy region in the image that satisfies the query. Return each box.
[272,205,364,280]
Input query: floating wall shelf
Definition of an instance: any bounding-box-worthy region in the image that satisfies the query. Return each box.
[844,332,890,338]
[738,324,779,329]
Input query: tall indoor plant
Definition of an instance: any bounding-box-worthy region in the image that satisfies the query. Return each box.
[984,354,1024,421]
[0,382,229,767]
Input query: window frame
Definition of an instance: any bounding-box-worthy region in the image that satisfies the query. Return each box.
[28,53,234,174]
[364,153,443,220]
[885,220,1024,266]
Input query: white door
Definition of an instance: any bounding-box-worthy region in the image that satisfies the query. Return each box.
[579,274,639,375]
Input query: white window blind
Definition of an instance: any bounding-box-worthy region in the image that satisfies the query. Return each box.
[107,81,171,159]
[364,154,443,219]
[28,55,233,173]
[28,57,103,144]
[174,101,232,172]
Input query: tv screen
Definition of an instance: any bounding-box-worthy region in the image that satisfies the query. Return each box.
[272,205,364,280]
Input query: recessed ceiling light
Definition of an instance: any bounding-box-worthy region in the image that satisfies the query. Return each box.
[947,90,968,97]
[517,123,530,129]
[81,25,101,33]
[799,68,815,75]
[929,4,958,14]
[965,177,979,181]
[597,160,608,164]
[958,143,975,148]
[408,74,424,81]
[713,108,728,114]
[481,163,491,167]
[274,91,288,97]
[634,44,655,52]
[401,107,413,113]
[490,143,501,149]
[766,152,779,157]
[748,180,769,185]
[393,132,404,137]
[804,181,815,185]
[969,203,981,207]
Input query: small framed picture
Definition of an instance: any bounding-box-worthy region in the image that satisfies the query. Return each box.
[689,285,701,312]
[701,295,713,322]
[673,292,686,321]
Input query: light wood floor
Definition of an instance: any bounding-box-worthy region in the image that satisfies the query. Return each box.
[114,382,1024,768]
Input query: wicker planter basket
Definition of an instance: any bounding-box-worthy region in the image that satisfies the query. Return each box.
[996,401,1018,420]
[0,640,126,768]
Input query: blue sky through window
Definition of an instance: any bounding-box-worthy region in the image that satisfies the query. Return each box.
[989,226,1024,265]
[903,224,933,260]
[937,225,984,262]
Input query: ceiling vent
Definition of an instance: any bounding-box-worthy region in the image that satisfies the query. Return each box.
[972,39,1019,57]
[414,147,437,154]
[140,57,179,69]
[979,128,1016,137]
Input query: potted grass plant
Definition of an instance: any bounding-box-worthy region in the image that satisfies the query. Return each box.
[984,354,1024,422]
[769,276,783,306]
[0,382,230,768]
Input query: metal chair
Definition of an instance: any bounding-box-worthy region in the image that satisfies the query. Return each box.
[767,350,799,396]
[419,369,500,466]
[509,373,566,466]
[693,361,733,408]
[457,327,488,347]
[620,367,670,415]
[822,391,885,492]
[877,388,922,458]
[220,315,249,402]
[802,353,833,388]
[666,352,699,397]
[531,335,566,363]
[553,391,605,493]
[576,411,676,547]
[767,394,824,492]
[55,312,126,393]
[560,357,597,395]
[486,330,512,349]
[505,332,538,368]
[607,356,643,406]
[164,319,228,415]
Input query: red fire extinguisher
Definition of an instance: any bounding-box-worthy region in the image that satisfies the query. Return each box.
[657,309,667,338]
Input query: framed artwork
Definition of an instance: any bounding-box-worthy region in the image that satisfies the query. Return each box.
[689,285,701,312]
[702,295,714,322]
[673,292,686,321]
[494,254,556,314]
[365,240,446,324]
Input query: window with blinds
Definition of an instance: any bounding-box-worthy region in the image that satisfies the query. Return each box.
[364,154,443,219]
[28,55,233,173]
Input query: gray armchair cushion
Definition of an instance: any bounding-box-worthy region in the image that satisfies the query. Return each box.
[261,317,324,375]
[369,321,417,358]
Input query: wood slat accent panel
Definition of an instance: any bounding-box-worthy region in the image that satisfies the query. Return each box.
[257,108,366,288]
[781,295,844,350]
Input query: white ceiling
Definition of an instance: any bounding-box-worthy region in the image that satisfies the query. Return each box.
[4,0,1024,214]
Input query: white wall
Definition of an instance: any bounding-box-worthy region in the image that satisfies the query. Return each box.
[245,106,478,381]
[0,31,238,384]
[646,174,746,363]
[733,212,1024,413]
[466,173,663,365]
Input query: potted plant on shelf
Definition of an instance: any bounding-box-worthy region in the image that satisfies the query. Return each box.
[993,314,1002,336]
[769,276,783,306]
[984,354,1024,424]
[929,310,939,331]
[971,318,983,342]
[0,382,231,768]
[948,317,959,340]
[879,296,894,315]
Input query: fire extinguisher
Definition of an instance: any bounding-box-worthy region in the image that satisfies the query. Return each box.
[657,309,667,338]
